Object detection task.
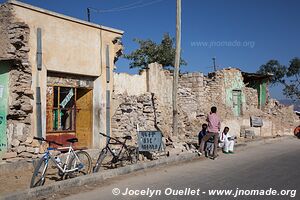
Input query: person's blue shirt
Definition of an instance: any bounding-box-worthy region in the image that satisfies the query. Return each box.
[198,129,207,145]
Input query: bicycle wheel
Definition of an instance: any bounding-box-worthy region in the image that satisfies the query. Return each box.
[67,151,92,178]
[93,148,108,173]
[30,157,48,188]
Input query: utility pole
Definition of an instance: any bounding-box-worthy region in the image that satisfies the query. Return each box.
[172,0,181,138]
[87,8,91,22]
[212,57,216,71]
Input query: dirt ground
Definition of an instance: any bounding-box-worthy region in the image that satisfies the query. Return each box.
[0,136,288,198]
[0,155,137,197]
[0,169,32,195]
[0,162,64,196]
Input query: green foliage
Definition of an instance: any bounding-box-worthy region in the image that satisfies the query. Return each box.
[123,33,187,69]
[284,57,300,99]
[257,57,300,100]
[257,60,286,85]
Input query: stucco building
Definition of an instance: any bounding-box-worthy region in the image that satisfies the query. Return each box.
[0,0,123,159]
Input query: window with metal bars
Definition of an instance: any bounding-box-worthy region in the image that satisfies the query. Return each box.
[46,86,76,133]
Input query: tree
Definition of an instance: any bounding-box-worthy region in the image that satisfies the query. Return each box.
[283,58,300,99]
[257,60,286,85]
[123,33,187,69]
[257,57,300,100]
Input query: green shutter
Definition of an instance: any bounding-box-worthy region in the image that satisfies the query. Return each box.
[0,61,9,155]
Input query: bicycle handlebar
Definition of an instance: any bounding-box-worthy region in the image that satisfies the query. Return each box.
[98,132,125,144]
[33,137,63,146]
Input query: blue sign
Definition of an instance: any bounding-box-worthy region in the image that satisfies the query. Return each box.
[138,131,162,152]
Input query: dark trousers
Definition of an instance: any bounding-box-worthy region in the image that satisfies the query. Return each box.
[199,132,219,157]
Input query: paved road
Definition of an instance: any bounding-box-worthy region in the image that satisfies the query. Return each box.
[61,138,300,200]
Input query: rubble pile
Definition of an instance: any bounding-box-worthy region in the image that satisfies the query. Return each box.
[264,99,298,134]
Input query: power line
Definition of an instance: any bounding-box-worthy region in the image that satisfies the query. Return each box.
[88,0,164,14]
[88,0,143,13]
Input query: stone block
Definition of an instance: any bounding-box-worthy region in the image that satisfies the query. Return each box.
[26,146,35,153]
[11,139,20,147]
[21,104,33,112]
[24,136,33,144]
[31,139,40,147]
[2,152,17,159]
[16,145,26,153]
[16,134,27,143]
[39,142,49,154]
[19,152,33,158]
[16,123,25,136]
[34,147,40,154]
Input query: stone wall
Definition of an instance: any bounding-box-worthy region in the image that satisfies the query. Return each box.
[0,4,13,60]
[111,64,299,142]
[111,93,159,142]
[0,3,34,160]
[244,87,259,111]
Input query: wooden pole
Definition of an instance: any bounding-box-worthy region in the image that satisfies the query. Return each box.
[172,0,181,137]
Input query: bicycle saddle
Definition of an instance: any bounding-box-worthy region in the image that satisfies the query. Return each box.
[123,135,132,140]
[66,138,78,143]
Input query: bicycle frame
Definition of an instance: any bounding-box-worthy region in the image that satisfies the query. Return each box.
[42,145,82,174]
[106,136,130,160]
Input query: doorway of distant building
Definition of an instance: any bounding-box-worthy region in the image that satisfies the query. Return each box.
[46,86,93,148]
[232,90,242,117]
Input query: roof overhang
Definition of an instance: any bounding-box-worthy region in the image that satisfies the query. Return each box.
[242,72,273,82]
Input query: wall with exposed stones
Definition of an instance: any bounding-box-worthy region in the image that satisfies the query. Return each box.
[0,3,36,160]
[244,87,259,111]
[112,64,299,143]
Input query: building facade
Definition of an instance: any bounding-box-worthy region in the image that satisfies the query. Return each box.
[0,0,123,159]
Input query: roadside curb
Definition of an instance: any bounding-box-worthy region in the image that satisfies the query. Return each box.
[1,135,295,200]
[2,153,198,200]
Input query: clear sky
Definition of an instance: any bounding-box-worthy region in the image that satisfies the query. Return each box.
[1,0,299,99]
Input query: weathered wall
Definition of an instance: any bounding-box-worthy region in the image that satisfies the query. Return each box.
[244,87,259,110]
[0,4,13,60]
[1,0,124,160]
[0,2,35,159]
[12,2,122,76]
[112,93,157,139]
[113,72,147,96]
[111,64,299,142]
[114,63,173,104]
[8,0,123,149]
[223,69,246,115]
[148,63,173,104]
